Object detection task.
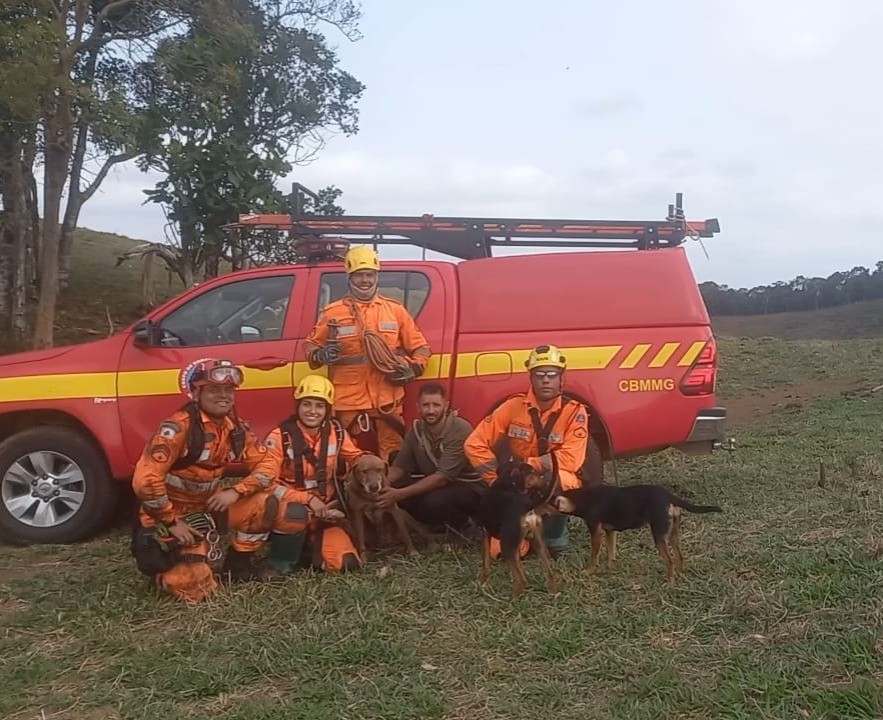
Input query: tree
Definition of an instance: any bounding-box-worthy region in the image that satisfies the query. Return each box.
[0,0,192,348]
[137,0,363,284]
[699,259,883,316]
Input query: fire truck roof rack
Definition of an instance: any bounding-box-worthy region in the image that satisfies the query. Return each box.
[225,182,721,262]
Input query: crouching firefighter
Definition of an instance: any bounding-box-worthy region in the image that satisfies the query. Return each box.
[262,374,365,574]
[130,359,280,603]
[465,344,590,559]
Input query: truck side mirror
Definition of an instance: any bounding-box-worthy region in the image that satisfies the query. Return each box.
[132,319,160,348]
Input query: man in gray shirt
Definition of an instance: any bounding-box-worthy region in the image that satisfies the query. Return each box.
[375,382,484,530]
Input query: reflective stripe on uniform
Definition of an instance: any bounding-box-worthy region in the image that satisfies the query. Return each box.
[166,475,218,492]
[253,473,272,488]
[143,495,170,509]
[236,531,269,542]
[335,355,366,365]
[273,485,288,500]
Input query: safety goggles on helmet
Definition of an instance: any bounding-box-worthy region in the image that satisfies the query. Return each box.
[189,359,244,389]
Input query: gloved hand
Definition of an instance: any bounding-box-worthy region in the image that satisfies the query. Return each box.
[311,341,341,366]
[387,364,419,386]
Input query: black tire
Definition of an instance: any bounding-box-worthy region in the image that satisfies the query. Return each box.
[584,436,605,485]
[0,426,117,545]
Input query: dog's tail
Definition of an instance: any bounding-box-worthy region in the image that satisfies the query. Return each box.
[672,496,723,514]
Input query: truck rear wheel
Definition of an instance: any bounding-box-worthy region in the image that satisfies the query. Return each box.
[585,436,605,485]
[0,427,117,545]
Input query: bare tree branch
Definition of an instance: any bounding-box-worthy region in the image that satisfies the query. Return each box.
[80,151,137,204]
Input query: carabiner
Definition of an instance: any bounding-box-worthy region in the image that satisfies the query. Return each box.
[357,412,371,434]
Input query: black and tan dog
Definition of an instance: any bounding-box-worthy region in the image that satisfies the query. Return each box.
[476,460,560,596]
[344,453,426,561]
[554,483,722,586]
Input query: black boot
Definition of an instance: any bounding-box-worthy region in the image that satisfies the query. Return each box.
[221,548,268,583]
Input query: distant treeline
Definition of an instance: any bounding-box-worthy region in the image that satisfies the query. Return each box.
[699,261,883,316]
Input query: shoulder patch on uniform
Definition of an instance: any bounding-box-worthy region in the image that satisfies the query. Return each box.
[150,444,171,464]
[574,427,588,439]
[576,413,586,424]
[265,437,278,449]
[159,421,181,439]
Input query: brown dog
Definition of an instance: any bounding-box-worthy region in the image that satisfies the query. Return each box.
[344,453,426,561]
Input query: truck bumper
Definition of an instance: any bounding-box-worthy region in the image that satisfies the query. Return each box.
[674,406,735,455]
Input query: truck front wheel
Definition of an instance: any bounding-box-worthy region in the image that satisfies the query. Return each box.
[0,427,117,545]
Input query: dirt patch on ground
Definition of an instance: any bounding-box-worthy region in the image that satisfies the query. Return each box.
[721,377,866,427]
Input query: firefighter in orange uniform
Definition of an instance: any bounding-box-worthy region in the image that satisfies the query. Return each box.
[304,245,431,461]
[262,374,365,574]
[130,359,280,603]
[464,344,590,557]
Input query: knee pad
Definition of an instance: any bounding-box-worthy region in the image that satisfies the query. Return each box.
[284,502,309,522]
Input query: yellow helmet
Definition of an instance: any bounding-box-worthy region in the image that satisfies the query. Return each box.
[525,344,567,371]
[344,245,380,274]
[294,374,335,404]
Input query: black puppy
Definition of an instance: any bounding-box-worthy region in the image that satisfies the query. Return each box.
[475,460,559,596]
[554,483,722,586]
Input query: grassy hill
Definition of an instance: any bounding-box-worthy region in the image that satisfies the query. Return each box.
[56,228,186,346]
[712,298,883,340]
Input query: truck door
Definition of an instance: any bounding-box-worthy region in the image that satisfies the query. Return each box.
[116,271,309,467]
[303,262,454,428]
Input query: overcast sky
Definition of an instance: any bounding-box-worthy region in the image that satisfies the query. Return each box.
[78,0,883,289]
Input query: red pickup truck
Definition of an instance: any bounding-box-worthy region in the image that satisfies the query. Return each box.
[0,191,728,545]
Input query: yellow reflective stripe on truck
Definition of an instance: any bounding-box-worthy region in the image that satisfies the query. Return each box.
[0,341,707,403]
[0,372,117,403]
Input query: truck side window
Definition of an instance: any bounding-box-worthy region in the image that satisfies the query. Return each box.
[159,275,295,347]
[318,271,430,318]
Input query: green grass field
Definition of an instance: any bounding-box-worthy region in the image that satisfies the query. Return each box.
[2,228,883,718]
[2,334,882,720]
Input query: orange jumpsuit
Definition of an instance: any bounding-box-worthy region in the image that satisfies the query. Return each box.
[304,294,431,461]
[464,391,590,491]
[132,407,279,603]
[264,419,365,571]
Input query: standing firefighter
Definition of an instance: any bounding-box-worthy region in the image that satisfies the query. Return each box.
[464,344,590,557]
[130,359,279,604]
[262,374,365,574]
[304,245,431,461]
